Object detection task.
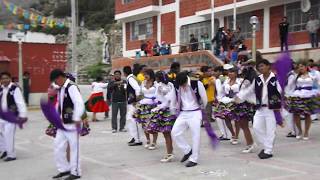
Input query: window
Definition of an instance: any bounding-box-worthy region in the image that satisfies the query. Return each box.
[227,12,252,38]
[123,0,134,4]
[180,21,212,44]
[130,18,153,40]
[286,0,320,32]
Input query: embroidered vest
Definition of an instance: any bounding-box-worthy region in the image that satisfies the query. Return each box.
[127,76,137,104]
[59,83,76,124]
[0,85,19,115]
[255,76,281,109]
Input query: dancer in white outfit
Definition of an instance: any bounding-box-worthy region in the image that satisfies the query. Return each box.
[171,71,207,167]
[285,61,320,140]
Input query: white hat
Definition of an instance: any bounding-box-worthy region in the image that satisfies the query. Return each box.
[223,64,234,70]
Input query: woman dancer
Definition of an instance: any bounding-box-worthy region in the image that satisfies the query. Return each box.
[286,61,320,140]
[85,76,109,122]
[152,71,176,162]
[214,65,241,145]
[134,69,158,150]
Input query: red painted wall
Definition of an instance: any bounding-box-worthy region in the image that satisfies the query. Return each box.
[161,12,176,44]
[0,41,67,93]
[115,0,159,14]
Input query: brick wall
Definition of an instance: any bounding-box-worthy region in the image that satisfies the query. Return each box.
[126,16,158,50]
[162,0,175,5]
[115,0,159,14]
[180,0,197,18]
[269,5,310,48]
[161,12,176,44]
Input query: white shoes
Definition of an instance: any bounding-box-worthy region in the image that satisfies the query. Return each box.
[303,136,309,141]
[230,138,239,145]
[144,142,150,149]
[148,143,157,150]
[242,143,256,153]
[160,154,174,162]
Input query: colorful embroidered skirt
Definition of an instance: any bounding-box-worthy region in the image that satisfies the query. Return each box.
[150,108,176,133]
[133,103,158,132]
[85,92,109,113]
[285,96,320,115]
[213,101,256,121]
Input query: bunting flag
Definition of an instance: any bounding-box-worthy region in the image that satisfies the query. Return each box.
[1,0,68,29]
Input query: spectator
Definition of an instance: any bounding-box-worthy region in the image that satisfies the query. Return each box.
[226,29,234,51]
[306,14,320,48]
[212,27,227,56]
[279,16,289,51]
[145,41,153,56]
[232,26,245,46]
[167,44,172,55]
[200,66,215,123]
[160,41,169,55]
[228,45,238,64]
[23,71,31,106]
[179,45,188,53]
[107,70,127,133]
[200,33,211,50]
[189,34,199,51]
[153,41,160,56]
[140,40,147,56]
[167,62,180,88]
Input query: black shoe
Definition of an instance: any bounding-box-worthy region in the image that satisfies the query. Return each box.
[128,142,143,146]
[0,151,7,159]
[52,171,70,179]
[128,138,135,144]
[286,132,296,138]
[3,157,16,162]
[219,136,230,141]
[200,124,204,128]
[180,150,192,163]
[258,152,273,159]
[64,174,81,180]
[258,149,264,156]
[185,161,198,167]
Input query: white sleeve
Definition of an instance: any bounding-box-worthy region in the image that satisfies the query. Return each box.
[68,85,85,121]
[128,77,141,96]
[215,79,224,101]
[285,74,296,94]
[101,83,108,89]
[237,80,255,102]
[198,81,208,107]
[14,88,27,118]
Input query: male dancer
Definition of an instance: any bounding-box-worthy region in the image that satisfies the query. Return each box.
[50,69,84,180]
[237,59,282,159]
[0,72,27,161]
[123,66,143,146]
[171,71,207,167]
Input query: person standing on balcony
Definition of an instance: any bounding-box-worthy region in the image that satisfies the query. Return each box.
[153,41,160,56]
[279,16,289,51]
[306,14,320,48]
[189,34,199,52]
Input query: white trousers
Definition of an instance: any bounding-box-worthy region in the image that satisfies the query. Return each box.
[126,104,142,142]
[282,109,297,135]
[0,120,16,158]
[216,118,232,138]
[171,110,201,163]
[54,126,81,176]
[253,108,277,155]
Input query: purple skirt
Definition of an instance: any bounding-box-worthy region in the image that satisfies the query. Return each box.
[285,96,320,115]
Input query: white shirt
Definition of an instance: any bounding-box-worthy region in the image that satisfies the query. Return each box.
[219,78,243,104]
[1,82,27,118]
[58,79,85,122]
[155,82,175,109]
[180,80,208,111]
[91,82,108,93]
[139,81,156,104]
[127,74,141,96]
[238,72,282,106]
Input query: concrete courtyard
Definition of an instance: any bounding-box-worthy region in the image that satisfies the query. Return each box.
[1,109,320,180]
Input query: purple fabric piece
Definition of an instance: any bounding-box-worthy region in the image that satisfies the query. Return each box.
[201,109,219,148]
[273,53,292,90]
[0,109,27,129]
[40,98,69,131]
[273,110,283,126]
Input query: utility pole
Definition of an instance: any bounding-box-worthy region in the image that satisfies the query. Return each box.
[233,0,237,31]
[211,0,215,52]
[16,32,25,92]
[71,0,77,80]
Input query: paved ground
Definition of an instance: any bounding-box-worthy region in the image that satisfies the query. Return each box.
[1,109,320,180]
